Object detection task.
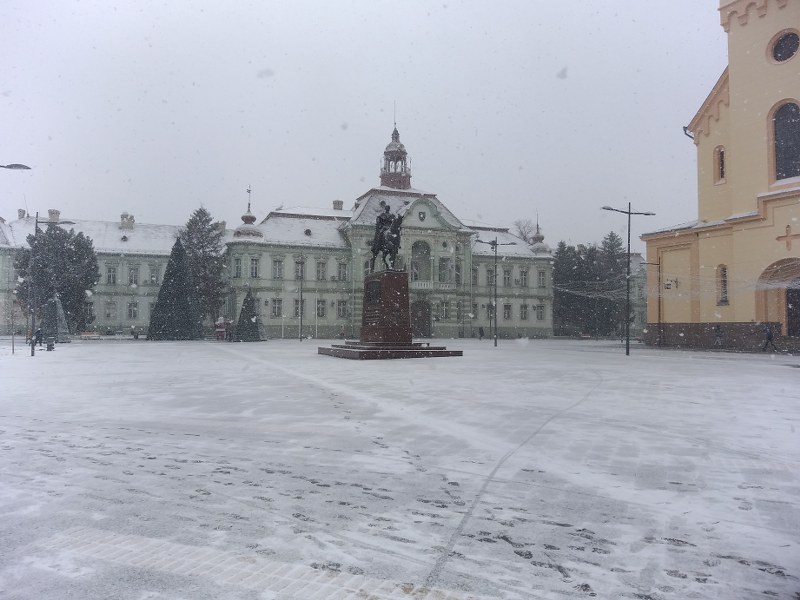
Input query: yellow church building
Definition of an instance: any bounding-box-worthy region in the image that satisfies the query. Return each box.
[642,0,800,350]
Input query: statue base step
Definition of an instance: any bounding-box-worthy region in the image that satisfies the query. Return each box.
[318,340,462,360]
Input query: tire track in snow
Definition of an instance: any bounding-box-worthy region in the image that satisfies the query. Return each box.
[422,368,606,589]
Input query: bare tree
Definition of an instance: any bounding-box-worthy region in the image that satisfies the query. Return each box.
[512,219,536,244]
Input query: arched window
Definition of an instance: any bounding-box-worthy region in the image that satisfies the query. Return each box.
[714,146,726,183]
[717,265,729,306]
[774,102,800,180]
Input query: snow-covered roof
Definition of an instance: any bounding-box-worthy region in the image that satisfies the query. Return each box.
[470,230,545,258]
[641,220,700,237]
[230,212,350,249]
[1,215,181,255]
[269,206,353,219]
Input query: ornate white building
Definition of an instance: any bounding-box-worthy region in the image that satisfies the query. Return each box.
[1,128,554,339]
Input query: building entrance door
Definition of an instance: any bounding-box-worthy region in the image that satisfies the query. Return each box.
[411,300,432,338]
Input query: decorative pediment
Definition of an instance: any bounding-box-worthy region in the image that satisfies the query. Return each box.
[686,68,730,143]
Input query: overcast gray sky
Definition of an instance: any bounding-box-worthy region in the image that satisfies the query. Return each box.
[2,1,728,252]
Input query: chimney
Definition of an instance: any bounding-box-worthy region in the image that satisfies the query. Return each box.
[48,209,60,223]
[18,209,26,219]
[332,199,344,211]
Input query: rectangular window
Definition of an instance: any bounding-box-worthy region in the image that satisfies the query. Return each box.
[295,261,305,280]
[411,261,420,281]
[486,268,494,287]
[519,269,528,287]
[128,265,139,286]
[271,298,283,318]
[503,269,512,287]
[538,270,546,288]
[272,259,283,279]
[486,303,493,320]
[471,267,478,286]
[520,304,529,320]
[105,301,116,319]
[536,305,545,321]
[503,304,512,320]
[106,266,117,285]
[149,263,160,284]
[250,258,260,279]
[472,303,478,319]
[316,299,326,318]
[456,301,462,322]
[233,258,242,279]
[294,298,305,318]
[85,302,94,321]
[337,300,348,318]
[441,301,449,320]
[337,263,348,282]
[127,302,138,320]
[316,261,327,281]
[455,260,462,285]
[438,258,452,283]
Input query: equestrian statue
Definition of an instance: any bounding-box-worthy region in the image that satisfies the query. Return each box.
[370,202,404,272]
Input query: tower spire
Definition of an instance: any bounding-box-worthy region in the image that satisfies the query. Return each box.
[380,125,412,189]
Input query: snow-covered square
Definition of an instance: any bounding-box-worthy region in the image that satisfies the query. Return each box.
[1,338,798,599]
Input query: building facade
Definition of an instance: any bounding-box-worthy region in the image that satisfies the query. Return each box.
[1,129,554,339]
[642,0,800,349]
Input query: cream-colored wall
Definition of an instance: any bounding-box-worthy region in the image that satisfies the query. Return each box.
[696,102,732,222]
[723,1,800,215]
[659,244,694,323]
[696,229,733,322]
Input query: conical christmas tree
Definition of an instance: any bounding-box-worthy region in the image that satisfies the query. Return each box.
[235,289,261,342]
[42,294,72,343]
[148,238,202,340]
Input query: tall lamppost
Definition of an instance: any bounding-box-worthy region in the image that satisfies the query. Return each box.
[29,212,42,356]
[297,254,305,340]
[601,203,655,356]
[476,237,516,347]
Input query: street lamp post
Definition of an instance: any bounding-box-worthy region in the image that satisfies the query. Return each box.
[476,237,516,347]
[29,212,41,356]
[2,162,31,352]
[601,203,655,356]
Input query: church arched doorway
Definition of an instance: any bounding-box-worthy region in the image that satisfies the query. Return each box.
[411,300,432,337]
[757,259,800,336]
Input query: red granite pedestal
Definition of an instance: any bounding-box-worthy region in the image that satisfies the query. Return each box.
[318,270,462,360]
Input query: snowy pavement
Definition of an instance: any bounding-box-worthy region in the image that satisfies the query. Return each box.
[1,338,799,599]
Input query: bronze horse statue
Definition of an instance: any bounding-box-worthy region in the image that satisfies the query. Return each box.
[370,212,403,272]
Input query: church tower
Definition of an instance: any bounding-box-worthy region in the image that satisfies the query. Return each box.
[380,127,412,189]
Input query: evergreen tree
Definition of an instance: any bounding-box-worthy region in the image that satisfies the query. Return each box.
[148,238,202,340]
[179,208,225,324]
[235,289,260,342]
[14,223,100,333]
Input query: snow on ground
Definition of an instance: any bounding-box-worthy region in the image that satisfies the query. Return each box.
[0,338,798,600]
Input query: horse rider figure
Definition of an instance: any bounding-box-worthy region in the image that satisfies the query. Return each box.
[371,201,403,271]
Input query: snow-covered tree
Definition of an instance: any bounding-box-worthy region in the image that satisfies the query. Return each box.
[235,289,260,342]
[14,223,99,333]
[148,238,202,340]
[179,207,225,324]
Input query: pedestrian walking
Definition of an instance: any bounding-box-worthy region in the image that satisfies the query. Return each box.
[35,328,43,347]
[478,326,485,341]
[713,325,722,347]
[762,323,778,352]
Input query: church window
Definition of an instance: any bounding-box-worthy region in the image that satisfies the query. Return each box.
[717,265,729,306]
[337,263,348,282]
[316,299,326,318]
[106,265,117,285]
[250,258,260,279]
[503,304,512,320]
[316,261,327,281]
[714,146,726,183]
[271,299,282,318]
[774,102,800,180]
[772,31,799,63]
[272,259,283,279]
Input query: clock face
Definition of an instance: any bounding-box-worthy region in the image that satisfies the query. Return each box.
[772,31,799,62]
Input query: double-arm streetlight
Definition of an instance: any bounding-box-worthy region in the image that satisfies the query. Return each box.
[601,203,655,356]
[2,162,31,354]
[476,237,516,347]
